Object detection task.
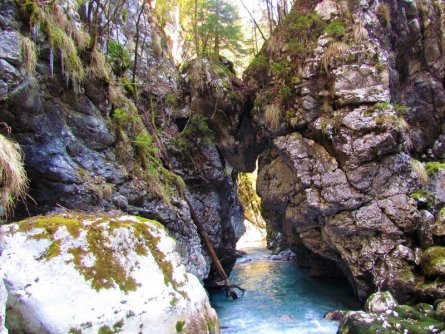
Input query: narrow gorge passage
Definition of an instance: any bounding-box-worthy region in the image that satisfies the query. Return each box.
[209,245,357,334]
[2,0,445,332]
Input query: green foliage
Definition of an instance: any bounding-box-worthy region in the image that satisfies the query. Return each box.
[134,133,158,155]
[198,0,245,55]
[324,20,346,38]
[287,11,324,34]
[271,60,290,79]
[410,190,434,207]
[279,86,292,105]
[425,161,445,175]
[287,38,305,56]
[394,103,409,115]
[112,108,130,127]
[173,113,215,165]
[237,172,264,227]
[180,113,215,145]
[176,320,186,333]
[178,0,245,59]
[122,76,137,98]
[165,92,180,108]
[107,40,132,76]
[375,101,391,110]
[250,55,268,69]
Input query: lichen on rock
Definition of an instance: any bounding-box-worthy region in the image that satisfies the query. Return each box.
[0,212,218,334]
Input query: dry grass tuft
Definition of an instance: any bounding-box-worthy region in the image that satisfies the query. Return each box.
[376,3,391,27]
[21,36,38,74]
[411,159,428,186]
[322,42,350,72]
[0,134,28,219]
[264,104,281,130]
[87,48,111,81]
[353,22,368,43]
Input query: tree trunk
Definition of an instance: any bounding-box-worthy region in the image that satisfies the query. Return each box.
[193,0,200,56]
[132,1,146,84]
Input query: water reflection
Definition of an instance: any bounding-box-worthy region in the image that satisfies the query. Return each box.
[210,246,357,334]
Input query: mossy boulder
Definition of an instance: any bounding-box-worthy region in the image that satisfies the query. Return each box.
[364,291,398,313]
[0,212,219,334]
[420,246,445,277]
[339,292,445,334]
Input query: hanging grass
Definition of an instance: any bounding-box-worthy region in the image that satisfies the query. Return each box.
[322,41,350,72]
[21,36,38,74]
[0,134,28,219]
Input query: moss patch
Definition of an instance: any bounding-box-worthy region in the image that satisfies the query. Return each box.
[425,161,445,175]
[421,246,445,277]
[16,213,184,296]
[175,320,185,333]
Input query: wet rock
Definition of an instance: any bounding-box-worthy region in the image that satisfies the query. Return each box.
[0,212,219,334]
[0,30,21,66]
[324,310,345,322]
[270,250,296,261]
[364,291,398,314]
[420,246,445,277]
[339,292,445,334]
[0,58,24,100]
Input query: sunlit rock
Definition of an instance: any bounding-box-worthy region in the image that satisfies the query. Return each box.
[0,212,218,334]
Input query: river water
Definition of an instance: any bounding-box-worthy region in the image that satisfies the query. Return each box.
[209,246,358,334]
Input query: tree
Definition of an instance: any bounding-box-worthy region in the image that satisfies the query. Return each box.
[198,0,244,55]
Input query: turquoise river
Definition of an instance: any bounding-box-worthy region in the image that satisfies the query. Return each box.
[210,246,358,334]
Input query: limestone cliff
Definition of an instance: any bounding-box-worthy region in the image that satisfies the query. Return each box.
[0,0,245,284]
[244,0,445,302]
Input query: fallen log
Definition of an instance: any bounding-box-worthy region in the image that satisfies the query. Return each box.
[139,107,243,299]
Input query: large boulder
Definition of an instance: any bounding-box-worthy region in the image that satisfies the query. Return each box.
[0,212,219,334]
[0,273,6,334]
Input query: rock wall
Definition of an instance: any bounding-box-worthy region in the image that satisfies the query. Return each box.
[244,0,445,301]
[0,0,244,283]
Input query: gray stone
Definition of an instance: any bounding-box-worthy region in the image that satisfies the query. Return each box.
[0,274,7,334]
[0,30,21,66]
[365,291,398,313]
[0,58,22,100]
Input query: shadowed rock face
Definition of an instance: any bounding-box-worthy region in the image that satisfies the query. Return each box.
[244,0,445,301]
[182,56,261,172]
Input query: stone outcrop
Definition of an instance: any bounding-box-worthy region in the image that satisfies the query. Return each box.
[338,291,445,334]
[244,0,445,301]
[0,212,218,334]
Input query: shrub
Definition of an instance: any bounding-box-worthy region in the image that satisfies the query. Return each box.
[107,40,133,76]
[249,55,268,71]
[324,20,346,38]
[271,60,290,79]
[279,86,292,105]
